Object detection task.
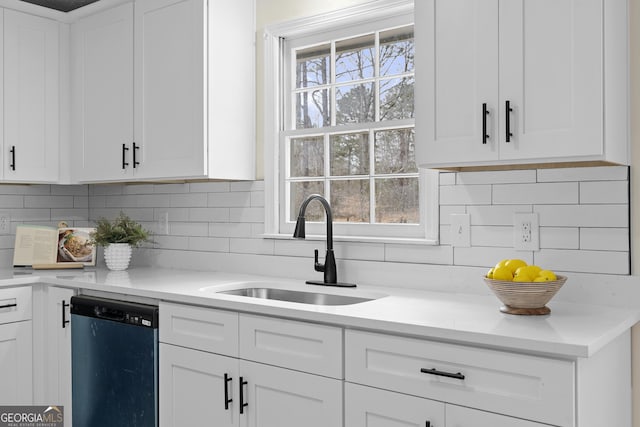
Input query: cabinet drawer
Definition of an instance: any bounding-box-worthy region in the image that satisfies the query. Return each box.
[0,287,32,324]
[239,314,343,379]
[345,330,574,427]
[159,302,238,357]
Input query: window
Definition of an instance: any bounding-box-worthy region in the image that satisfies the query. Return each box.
[264,0,438,243]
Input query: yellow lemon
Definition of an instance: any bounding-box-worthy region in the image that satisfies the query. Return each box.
[494,259,509,270]
[504,259,527,274]
[537,270,557,281]
[513,274,534,282]
[533,277,547,282]
[515,265,541,279]
[486,268,495,279]
[492,266,513,281]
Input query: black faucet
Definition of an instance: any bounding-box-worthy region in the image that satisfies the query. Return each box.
[293,194,356,288]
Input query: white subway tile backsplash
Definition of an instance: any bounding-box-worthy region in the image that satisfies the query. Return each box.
[438,172,456,185]
[188,236,229,252]
[25,196,74,209]
[0,195,24,209]
[580,181,628,204]
[229,207,264,223]
[122,184,155,194]
[385,243,453,265]
[580,228,629,251]
[251,191,265,207]
[537,166,628,182]
[534,249,629,275]
[153,235,189,251]
[457,169,536,185]
[208,192,251,208]
[229,237,274,255]
[170,222,209,237]
[439,185,492,205]
[536,204,628,227]
[189,181,230,193]
[230,181,264,192]
[51,185,88,196]
[453,247,533,268]
[170,193,208,208]
[153,183,189,194]
[154,207,189,222]
[439,206,466,224]
[209,222,253,238]
[0,185,50,195]
[189,207,230,222]
[539,227,580,250]
[493,182,578,205]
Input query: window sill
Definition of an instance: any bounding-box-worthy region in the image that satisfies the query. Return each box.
[261,233,438,246]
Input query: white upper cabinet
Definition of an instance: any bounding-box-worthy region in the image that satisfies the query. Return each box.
[415,0,629,169]
[4,10,59,182]
[71,0,255,183]
[71,2,134,182]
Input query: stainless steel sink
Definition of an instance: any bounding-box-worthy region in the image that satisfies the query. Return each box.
[218,287,374,306]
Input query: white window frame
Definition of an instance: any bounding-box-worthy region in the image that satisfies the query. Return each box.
[263,0,439,244]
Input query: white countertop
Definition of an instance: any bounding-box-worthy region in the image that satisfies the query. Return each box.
[6,266,639,359]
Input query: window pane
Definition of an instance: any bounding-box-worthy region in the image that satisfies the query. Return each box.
[380,76,414,121]
[375,177,419,224]
[290,136,324,177]
[290,181,325,222]
[380,27,414,77]
[330,179,370,222]
[336,34,375,83]
[336,83,375,124]
[296,89,330,129]
[296,44,330,88]
[374,128,417,174]
[330,133,369,176]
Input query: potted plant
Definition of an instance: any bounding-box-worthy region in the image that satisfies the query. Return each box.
[90,212,152,271]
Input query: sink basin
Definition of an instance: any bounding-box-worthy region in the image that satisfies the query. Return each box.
[218,287,374,306]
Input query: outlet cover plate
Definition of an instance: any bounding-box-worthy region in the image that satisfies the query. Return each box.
[450,213,471,247]
[513,212,539,251]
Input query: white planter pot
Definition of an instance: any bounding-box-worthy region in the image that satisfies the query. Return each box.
[103,243,133,271]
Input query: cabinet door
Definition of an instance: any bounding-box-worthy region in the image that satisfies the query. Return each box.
[43,287,75,427]
[415,0,499,167]
[345,382,444,427]
[134,0,207,180]
[4,10,58,183]
[446,405,544,427]
[499,0,603,160]
[71,3,134,182]
[0,321,33,404]
[160,343,238,427]
[239,360,342,427]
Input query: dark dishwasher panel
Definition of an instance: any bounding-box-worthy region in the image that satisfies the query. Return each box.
[71,295,159,427]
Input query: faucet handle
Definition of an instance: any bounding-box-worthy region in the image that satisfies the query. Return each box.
[313,249,325,272]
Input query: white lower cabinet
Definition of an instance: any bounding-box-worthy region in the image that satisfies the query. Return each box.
[238,360,342,427]
[160,343,238,427]
[0,321,33,404]
[158,303,344,427]
[0,286,33,404]
[345,382,543,427]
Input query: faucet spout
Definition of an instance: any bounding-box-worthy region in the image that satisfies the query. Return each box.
[293,194,355,288]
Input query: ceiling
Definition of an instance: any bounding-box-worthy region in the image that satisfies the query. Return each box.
[19,0,99,12]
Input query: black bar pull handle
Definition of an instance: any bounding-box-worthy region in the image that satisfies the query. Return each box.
[482,103,490,144]
[122,144,129,169]
[133,142,140,168]
[0,303,17,310]
[62,300,70,329]
[420,367,465,380]
[505,100,513,143]
[426,422,431,427]
[239,376,248,414]
[224,373,233,410]
[9,146,15,171]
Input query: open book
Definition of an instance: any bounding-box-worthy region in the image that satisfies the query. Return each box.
[13,225,97,268]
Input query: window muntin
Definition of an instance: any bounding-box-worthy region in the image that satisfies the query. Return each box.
[284,24,417,234]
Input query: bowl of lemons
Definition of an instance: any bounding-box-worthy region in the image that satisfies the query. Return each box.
[484,259,567,315]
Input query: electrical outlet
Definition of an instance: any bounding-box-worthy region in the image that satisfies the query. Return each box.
[450,213,471,247]
[0,211,10,234]
[514,213,539,251]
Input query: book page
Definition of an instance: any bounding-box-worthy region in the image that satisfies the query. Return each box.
[13,225,57,266]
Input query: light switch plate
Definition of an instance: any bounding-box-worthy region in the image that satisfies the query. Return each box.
[450,214,470,247]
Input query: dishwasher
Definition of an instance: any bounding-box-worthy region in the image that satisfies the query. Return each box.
[70,295,159,427]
